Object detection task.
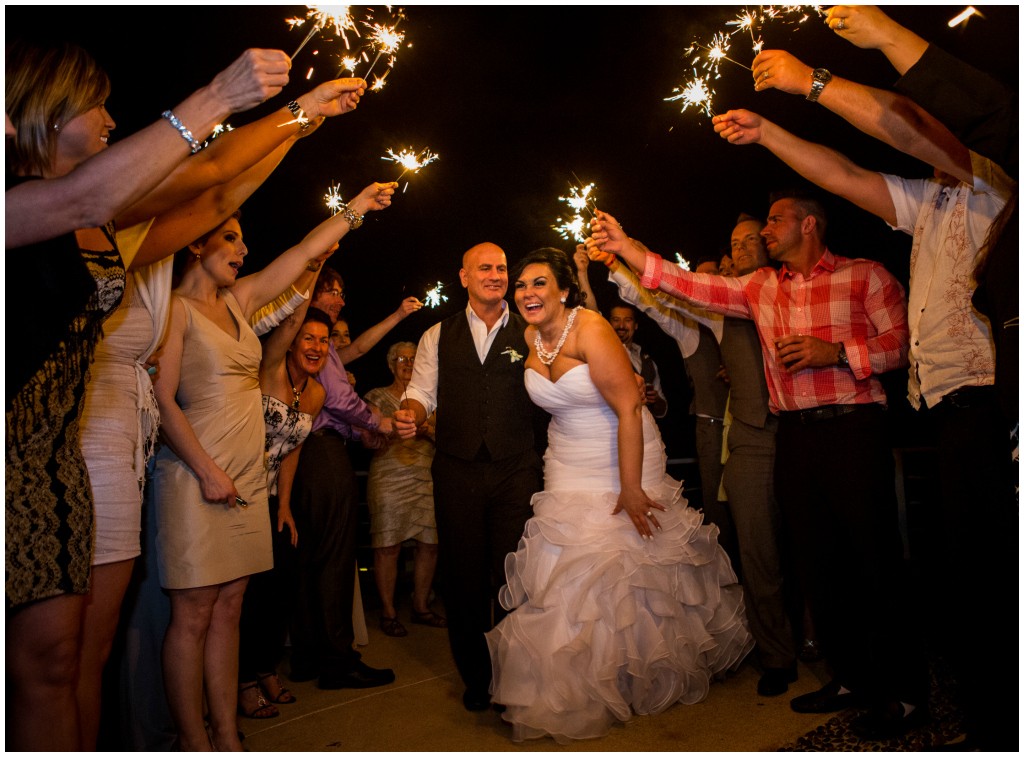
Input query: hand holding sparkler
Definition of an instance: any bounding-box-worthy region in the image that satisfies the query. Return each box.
[294,77,368,124]
[350,181,399,214]
[751,50,814,95]
[712,109,768,146]
[586,210,630,255]
[395,296,425,317]
[209,49,291,114]
[392,408,419,440]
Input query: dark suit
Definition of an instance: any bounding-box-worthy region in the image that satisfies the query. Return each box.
[430,310,543,695]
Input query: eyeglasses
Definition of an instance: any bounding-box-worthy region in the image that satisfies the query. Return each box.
[395,356,415,364]
[323,288,345,299]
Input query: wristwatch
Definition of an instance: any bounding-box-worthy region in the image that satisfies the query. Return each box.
[836,341,849,368]
[807,68,832,102]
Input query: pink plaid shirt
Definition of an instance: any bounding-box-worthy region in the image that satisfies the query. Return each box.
[641,249,909,413]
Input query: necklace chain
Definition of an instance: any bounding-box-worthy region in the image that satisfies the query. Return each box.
[534,306,580,366]
[285,361,308,410]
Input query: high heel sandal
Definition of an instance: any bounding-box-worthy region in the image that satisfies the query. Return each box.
[257,671,296,704]
[238,682,279,719]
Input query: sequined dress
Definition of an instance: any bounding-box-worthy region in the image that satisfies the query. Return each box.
[6,224,125,609]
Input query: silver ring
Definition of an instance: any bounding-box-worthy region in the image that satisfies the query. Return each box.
[646,511,653,517]
[836,18,846,31]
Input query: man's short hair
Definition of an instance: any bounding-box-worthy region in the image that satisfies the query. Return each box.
[770,189,828,240]
[608,301,638,319]
[314,266,344,296]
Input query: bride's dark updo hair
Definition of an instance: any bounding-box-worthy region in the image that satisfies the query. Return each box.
[511,247,587,309]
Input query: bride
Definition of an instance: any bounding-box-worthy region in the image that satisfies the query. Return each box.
[486,247,752,743]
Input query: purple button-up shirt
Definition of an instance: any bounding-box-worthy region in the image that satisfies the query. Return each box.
[311,343,377,438]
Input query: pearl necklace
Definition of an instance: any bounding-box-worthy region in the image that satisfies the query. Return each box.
[534,306,580,366]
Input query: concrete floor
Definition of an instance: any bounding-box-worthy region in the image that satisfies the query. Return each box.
[238,597,834,752]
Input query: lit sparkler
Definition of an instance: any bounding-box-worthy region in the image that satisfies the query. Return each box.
[337,54,360,74]
[687,32,752,78]
[665,70,716,117]
[324,182,345,215]
[361,18,406,80]
[424,282,448,309]
[553,215,588,244]
[674,253,692,270]
[287,5,361,60]
[382,146,439,182]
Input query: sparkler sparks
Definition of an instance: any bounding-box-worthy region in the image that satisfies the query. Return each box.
[672,6,823,118]
[358,13,407,82]
[382,146,439,181]
[287,5,360,60]
[553,215,588,244]
[324,182,345,215]
[665,71,716,117]
[553,179,598,243]
[424,282,448,309]
[675,253,692,270]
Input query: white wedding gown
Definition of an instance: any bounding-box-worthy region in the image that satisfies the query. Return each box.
[486,364,753,743]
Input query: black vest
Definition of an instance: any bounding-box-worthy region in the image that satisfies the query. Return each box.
[719,316,771,428]
[435,310,536,461]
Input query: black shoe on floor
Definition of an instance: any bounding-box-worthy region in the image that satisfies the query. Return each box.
[462,688,491,712]
[790,679,865,713]
[851,701,928,741]
[757,666,798,697]
[318,660,395,690]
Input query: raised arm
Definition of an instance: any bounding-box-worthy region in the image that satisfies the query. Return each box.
[338,296,424,364]
[713,109,897,225]
[573,244,601,313]
[231,181,396,319]
[751,49,970,182]
[823,6,928,75]
[118,77,366,229]
[5,48,290,249]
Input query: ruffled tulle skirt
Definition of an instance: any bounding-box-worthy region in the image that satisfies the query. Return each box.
[485,474,753,743]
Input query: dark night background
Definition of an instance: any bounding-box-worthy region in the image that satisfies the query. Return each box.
[8,4,1018,458]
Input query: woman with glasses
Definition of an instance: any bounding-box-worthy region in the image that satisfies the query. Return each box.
[364,342,446,637]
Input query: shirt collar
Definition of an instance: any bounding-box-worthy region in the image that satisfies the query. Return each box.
[779,248,835,280]
[466,300,510,328]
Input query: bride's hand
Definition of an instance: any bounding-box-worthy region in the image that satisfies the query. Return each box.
[613,486,666,540]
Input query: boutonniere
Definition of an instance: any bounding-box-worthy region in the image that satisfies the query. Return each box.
[501,346,524,363]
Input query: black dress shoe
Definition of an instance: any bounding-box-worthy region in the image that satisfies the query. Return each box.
[462,688,491,712]
[790,679,865,713]
[757,666,798,697]
[851,701,928,741]
[318,660,395,690]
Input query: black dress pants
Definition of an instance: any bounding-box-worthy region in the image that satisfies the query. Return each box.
[775,405,927,706]
[431,447,542,694]
[289,431,359,676]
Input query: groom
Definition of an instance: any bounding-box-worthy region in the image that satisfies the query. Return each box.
[395,242,544,711]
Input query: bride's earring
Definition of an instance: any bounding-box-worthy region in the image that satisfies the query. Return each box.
[560,296,567,304]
